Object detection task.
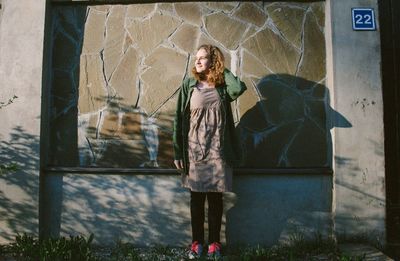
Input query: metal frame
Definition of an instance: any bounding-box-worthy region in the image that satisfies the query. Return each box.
[379,0,400,258]
[43,0,332,176]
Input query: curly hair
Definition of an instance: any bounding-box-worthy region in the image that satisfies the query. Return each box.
[192,44,225,86]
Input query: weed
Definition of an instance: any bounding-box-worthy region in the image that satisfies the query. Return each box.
[0,232,376,261]
[8,233,98,261]
[337,231,385,252]
[110,240,141,261]
[0,162,19,175]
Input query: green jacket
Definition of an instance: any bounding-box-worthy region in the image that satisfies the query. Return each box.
[173,69,247,174]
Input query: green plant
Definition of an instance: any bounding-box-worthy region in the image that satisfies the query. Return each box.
[9,233,98,261]
[282,232,337,258]
[225,233,340,261]
[337,231,384,252]
[0,162,19,175]
[0,95,19,176]
[339,255,366,261]
[237,244,271,261]
[10,233,39,260]
[0,242,12,257]
[0,232,378,261]
[110,240,142,261]
[153,244,173,256]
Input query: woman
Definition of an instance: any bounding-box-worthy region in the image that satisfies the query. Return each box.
[173,44,246,259]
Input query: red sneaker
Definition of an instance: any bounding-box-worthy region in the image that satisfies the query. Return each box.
[188,241,203,259]
[207,242,221,259]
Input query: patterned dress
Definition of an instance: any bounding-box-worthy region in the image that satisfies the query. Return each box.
[181,85,233,192]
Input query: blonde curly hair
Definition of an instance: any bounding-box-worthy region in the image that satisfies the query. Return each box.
[192,44,225,86]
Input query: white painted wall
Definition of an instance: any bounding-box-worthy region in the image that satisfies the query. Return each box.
[327,0,385,243]
[0,0,46,243]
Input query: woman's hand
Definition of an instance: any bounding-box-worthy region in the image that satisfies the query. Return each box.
[174,159,184,170]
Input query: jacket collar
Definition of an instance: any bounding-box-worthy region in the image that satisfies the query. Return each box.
[188,78,197,88]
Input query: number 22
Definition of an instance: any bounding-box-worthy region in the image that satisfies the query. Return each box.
[355,14,372,24]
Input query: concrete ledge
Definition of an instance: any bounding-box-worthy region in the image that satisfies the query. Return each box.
[339,244,393,261]
[50,0,210,3]
[49,0,321,3]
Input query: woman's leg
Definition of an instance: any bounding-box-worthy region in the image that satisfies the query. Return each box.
[207,192,223,243]
[190,191,207,244]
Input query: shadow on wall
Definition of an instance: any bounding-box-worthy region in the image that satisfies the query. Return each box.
[237,74,352,168]
[0,128,188,244]
[0,126,40,242]
[58,174,190,245]
[225,175,334,246]
[224,74,352,245]
[333,141,386,240]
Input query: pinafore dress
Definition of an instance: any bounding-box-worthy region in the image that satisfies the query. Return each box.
[181,85,233,192]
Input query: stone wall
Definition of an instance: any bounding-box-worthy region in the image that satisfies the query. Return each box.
[49,1,328,169]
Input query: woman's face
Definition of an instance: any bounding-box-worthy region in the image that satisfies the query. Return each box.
[195,48,211,74]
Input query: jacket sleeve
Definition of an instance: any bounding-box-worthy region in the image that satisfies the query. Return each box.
[224,68,247,101]
[172,79,188,160]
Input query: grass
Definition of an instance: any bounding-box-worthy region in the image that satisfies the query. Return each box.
[1,233,97,261]
[0,233,367,261]
[223,233,364,261]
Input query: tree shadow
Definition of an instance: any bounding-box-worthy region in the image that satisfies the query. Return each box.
[333,139,386,244]
[0,126,40,242]
[2,111,191,245]
[58,174,190,245]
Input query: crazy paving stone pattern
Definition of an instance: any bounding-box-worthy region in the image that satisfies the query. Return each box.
[49,2,327,169]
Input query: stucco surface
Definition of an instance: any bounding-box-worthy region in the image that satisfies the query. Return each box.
[327,0,385,242]
[0,0,46,243]
[56,174,332,246]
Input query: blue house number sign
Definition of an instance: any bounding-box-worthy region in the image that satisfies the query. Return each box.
[352,8,376,30]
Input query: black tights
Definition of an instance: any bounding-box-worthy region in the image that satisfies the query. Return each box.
[190,191,223,244]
